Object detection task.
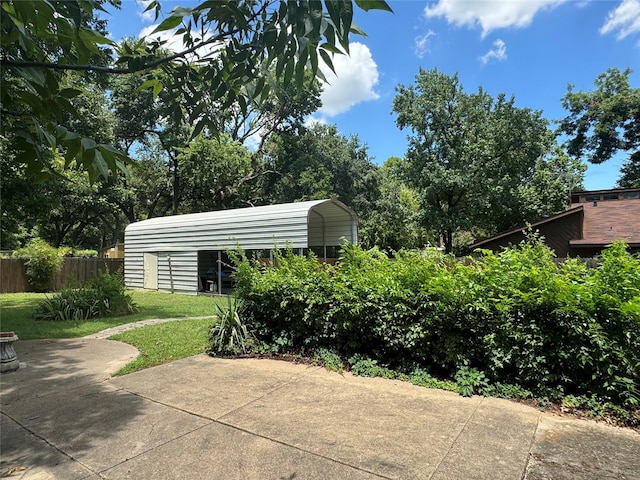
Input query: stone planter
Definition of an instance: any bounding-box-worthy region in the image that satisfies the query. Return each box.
[0,331,19,373]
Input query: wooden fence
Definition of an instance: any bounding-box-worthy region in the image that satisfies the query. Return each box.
[0,258,124,293]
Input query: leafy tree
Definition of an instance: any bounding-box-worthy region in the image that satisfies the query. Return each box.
[12,238,64,292]
[517,149,586,219]
[1,0,126,181]
[127,142,173,221]
[178,135,255,212]
[109,67,323,215]
[109,70,159,155]
[618,158,640,188]
[393,68,558,253]
[59,72,115,146]
[221,70,323,152]
[0,137,48,249]
[1,0,392,180]
[559,68,639,166]
[109,68,192,215]
[262,123,380,213]
[359,157,431,251]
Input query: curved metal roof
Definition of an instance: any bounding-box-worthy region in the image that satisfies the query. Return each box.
[124,199,357,251]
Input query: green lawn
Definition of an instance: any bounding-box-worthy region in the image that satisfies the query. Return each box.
[110,318,214,375]
[0,291,225,340]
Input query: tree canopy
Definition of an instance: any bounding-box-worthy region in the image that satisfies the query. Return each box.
[559,67,639,187]
[0,0,392,180]
[559,68,639,166]
[393,68,583,253]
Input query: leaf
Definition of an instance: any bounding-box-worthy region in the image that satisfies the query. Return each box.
[138,79,163,98]
[81,137,97,151]
[319,49,335,74]
[151,15,184,34]
[349,22,367,37]
[18,67,46,87]
[142,0,161,21]
[64,137,82,163]
[354,0,394,13]
[58,88,82,99]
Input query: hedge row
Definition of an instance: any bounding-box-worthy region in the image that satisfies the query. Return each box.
[232,238,640,407]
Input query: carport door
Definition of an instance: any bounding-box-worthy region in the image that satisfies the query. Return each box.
[143,253,158,290]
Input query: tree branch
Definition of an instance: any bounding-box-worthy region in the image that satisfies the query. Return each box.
[0,27,237,74]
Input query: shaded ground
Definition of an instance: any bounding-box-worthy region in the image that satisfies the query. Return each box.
[1,339,639,479]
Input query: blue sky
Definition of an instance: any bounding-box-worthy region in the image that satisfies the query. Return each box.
[104,0,640,190]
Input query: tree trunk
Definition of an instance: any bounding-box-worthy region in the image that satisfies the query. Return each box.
[445,228,453,254]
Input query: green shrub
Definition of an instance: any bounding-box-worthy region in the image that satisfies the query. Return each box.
[73,249,98,258]
[348,355,408,380]
[87,272,136,317]
[409,369,459,392]
[207,296,255,356]
[12,238,63,292]
[232,247,334,351]
[33,289,99,321]
[231,239,640,410]
[32,273,136,321]
[455,366,489,397]
[482,383,533,400]
[313,348,344,373]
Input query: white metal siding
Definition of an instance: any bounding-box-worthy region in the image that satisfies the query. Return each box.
[124,200,357,293]
[159,252,198,295]
[125,250,144,290]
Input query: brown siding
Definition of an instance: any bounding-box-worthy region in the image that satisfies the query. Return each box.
[474,210,583,257]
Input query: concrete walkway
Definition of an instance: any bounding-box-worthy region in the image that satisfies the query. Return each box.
[1,339,639,479]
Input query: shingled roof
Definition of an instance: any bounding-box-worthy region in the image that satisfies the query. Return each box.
[570,199,640,248]
[470,188,640,257]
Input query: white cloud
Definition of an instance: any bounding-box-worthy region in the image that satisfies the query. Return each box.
[318,42,380,117]
[480,39,507,64]
[139,25,180,50]
[305,116,328,128]
[600,0,640,40]
[424,0,565,37]
[415,30,436,58]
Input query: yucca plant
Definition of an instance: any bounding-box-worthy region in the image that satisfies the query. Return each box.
[207,296,255,356]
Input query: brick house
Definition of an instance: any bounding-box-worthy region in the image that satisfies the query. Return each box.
[470,188,640,257]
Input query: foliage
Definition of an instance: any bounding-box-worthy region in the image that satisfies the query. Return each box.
[1,0,392,180]
[618,157,640,188]
[233,238,640,412]
[207,296,255,356]
[73,249,99,257]
[349,355,402,379]
[409,369,459,392]
[314,348,345,373]
[178,135,254,212]
[455,366,489,397]
[359,156,431,251]
[232,246,334,352]
[392,68,583,253]
[2,149,130,249]
[33,288,101,321]
[560,67,639,166]
[261,123,380,211]
[32,273,136,321]
[515,148,586,222]
[12,238,64,292]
